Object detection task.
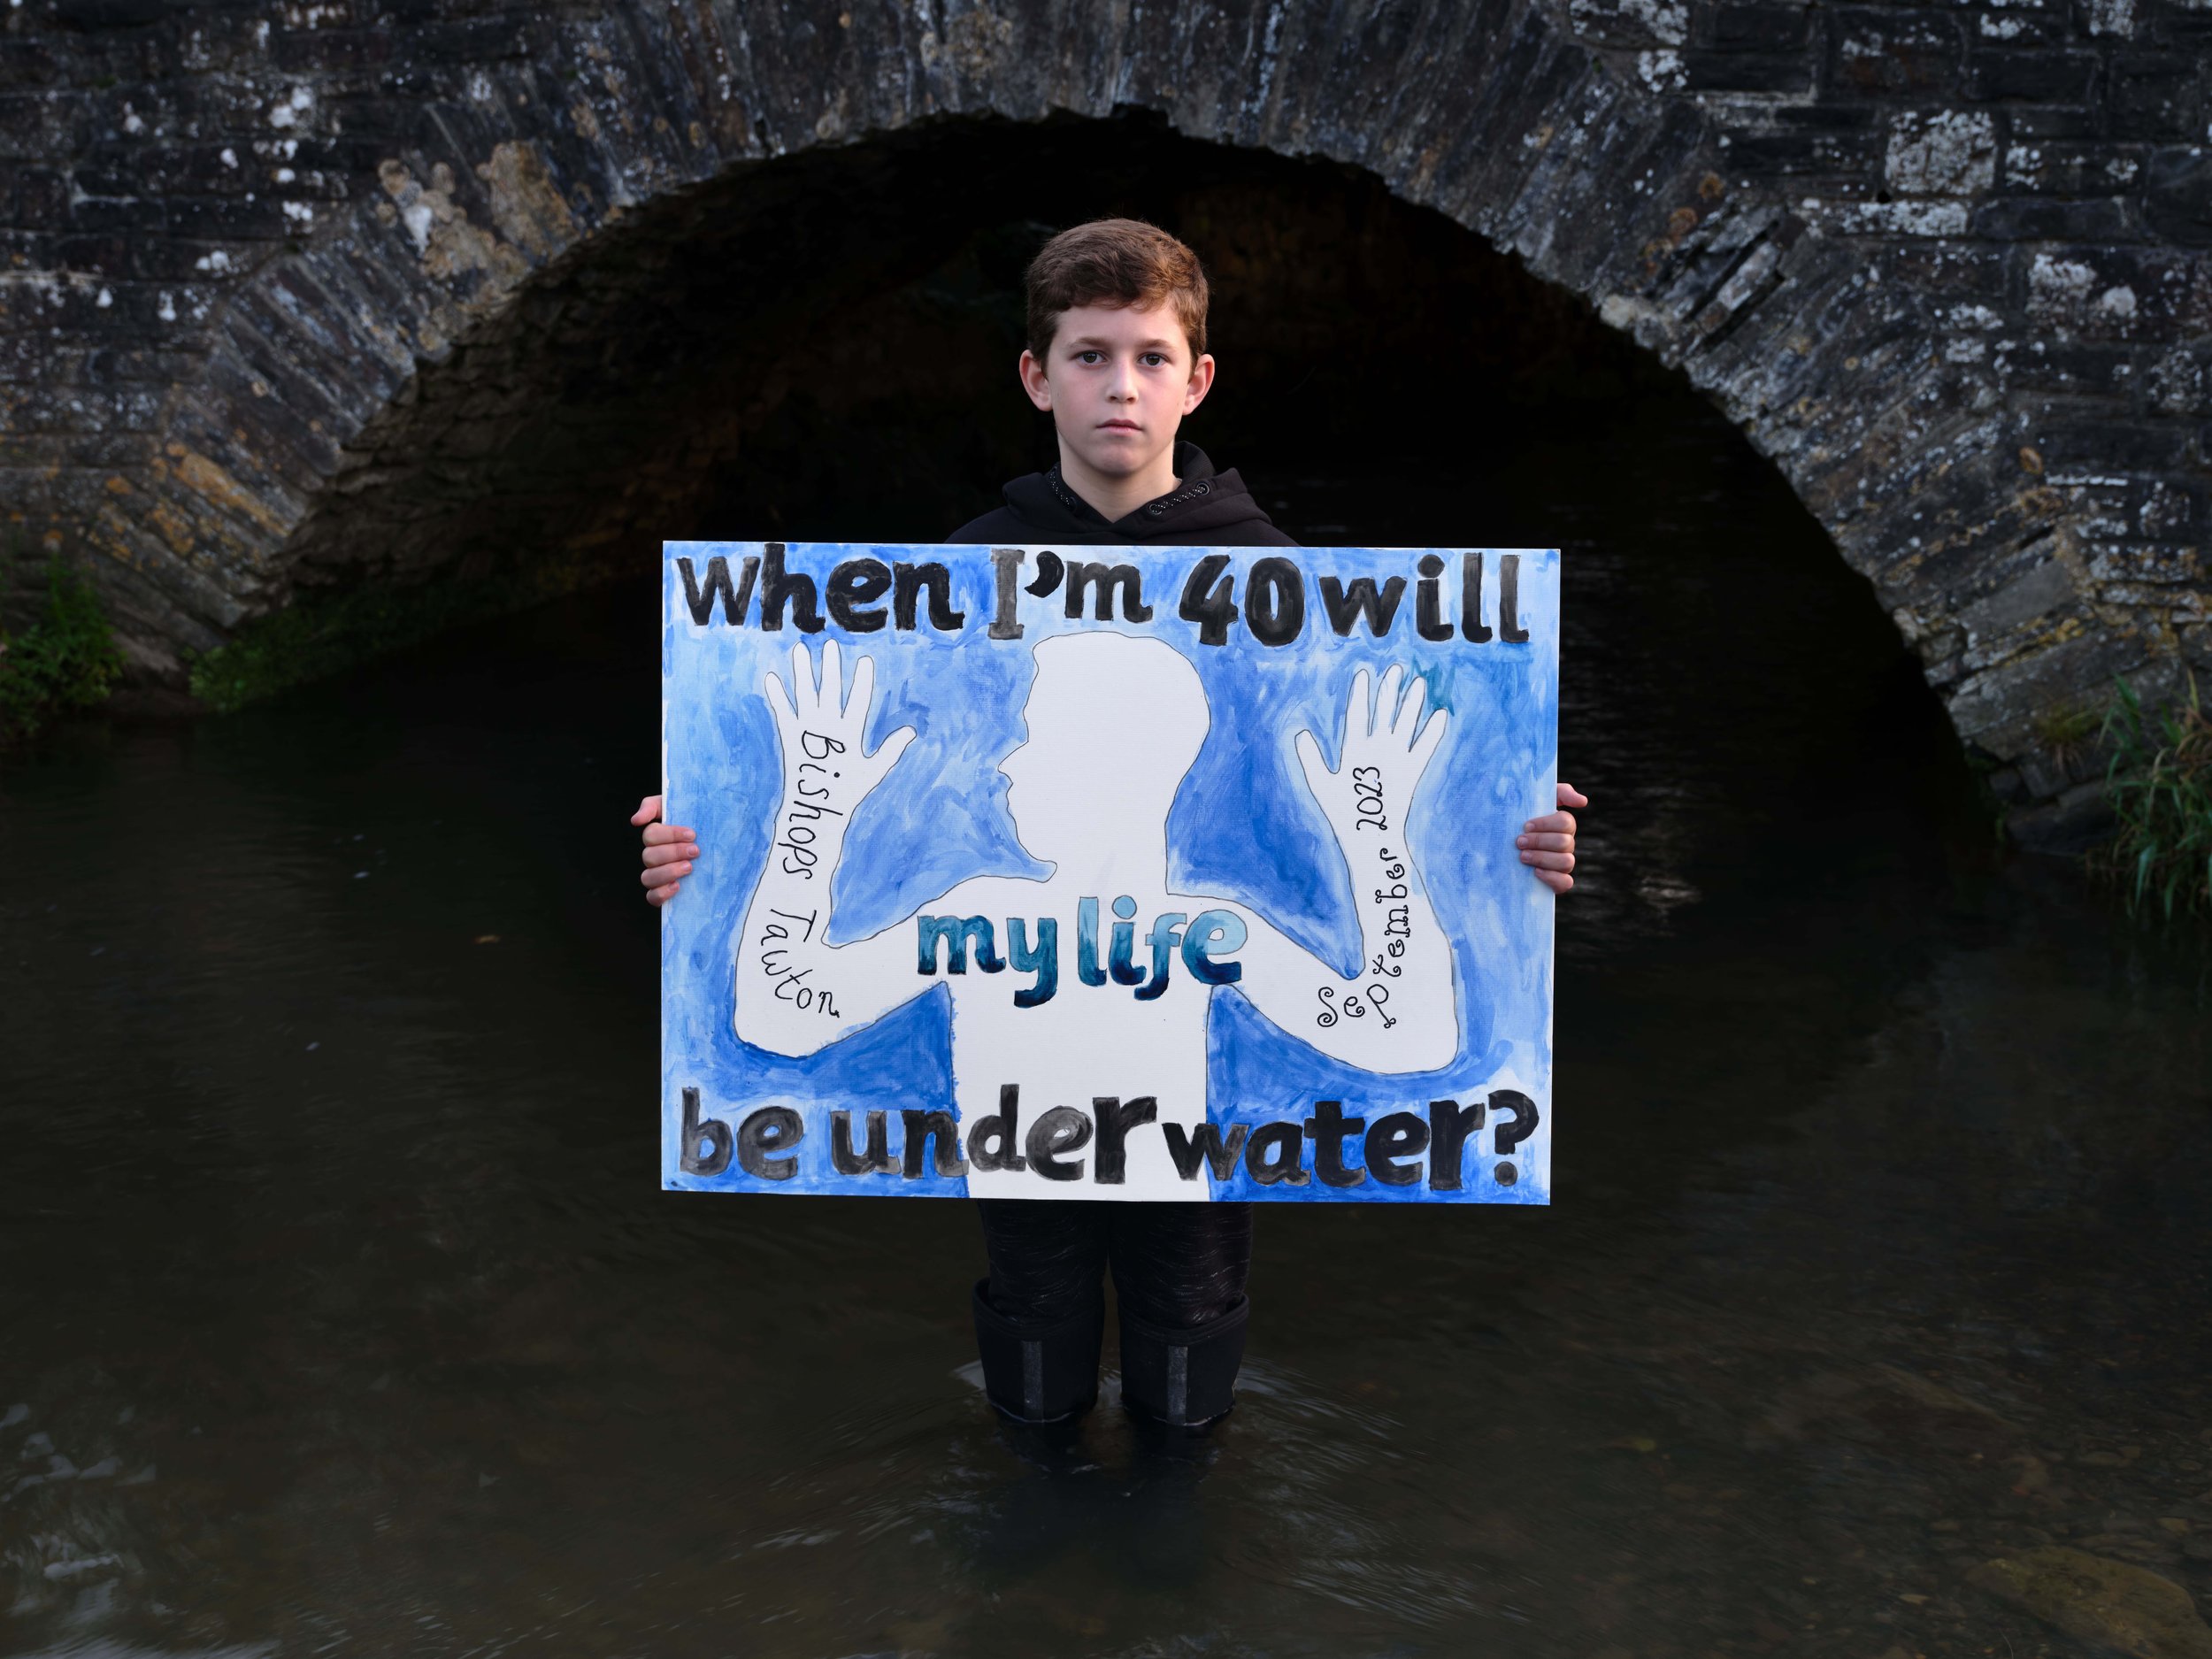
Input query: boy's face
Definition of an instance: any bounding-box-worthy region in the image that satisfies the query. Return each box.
[1018,302,1215,485]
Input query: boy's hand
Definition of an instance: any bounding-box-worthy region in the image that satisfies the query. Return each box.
[1519,782,1586,895]
[634,794,698,908]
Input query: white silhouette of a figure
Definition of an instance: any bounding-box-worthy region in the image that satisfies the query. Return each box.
[736,632,1458,1200]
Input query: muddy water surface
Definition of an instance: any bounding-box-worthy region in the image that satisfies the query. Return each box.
[4,403,2209,1657]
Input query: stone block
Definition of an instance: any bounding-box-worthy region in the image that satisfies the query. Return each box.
[1566,0,1681,49]
[1808,197,1971,235]
[1972,195,2136,239]
[0,90,94,160]
[125,235,246,281]
[0,39,65,92]
[2033,414,2193,472]
[2002,339,2135,396]
[113,142,247,197]
[2022,245,2210,339]
[2101,583,2208,614]
[165,195,294,241]
[1969,9,2073,48]
[2181,623,2212,672]
[1686,49,1814,92]
[1831,11,1961,95]
[2133,480,2202,538]
[4,383,165,434]
[12,165,71,227]
[1968,50,2100,102]
[2087,543,2202,583]
[2009,104,2106,141]
[1768,104,1879,131]
[1947,626,2154,749]
[1707,4,1811,50]
[2107,56,2202,139]
[1882,242,2009,297]
[41,230,131,274]
[1721,129,1883,176]
[1885,109,1997,196]
[2143,147,2212,245]
[58,0,173,27]
[2144,342,2208,412]
[61,191,170,236]
[2006,779,2116,855]
[271,29,396,74]
[2002,139,2147,196]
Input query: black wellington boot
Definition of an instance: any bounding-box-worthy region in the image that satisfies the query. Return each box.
[1118,1295,1249,1431]
[970,1279,1104,1425]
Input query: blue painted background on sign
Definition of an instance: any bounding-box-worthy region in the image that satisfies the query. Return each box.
[661,542,1557,1204]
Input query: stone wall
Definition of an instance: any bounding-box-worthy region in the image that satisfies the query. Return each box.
[3,0,2207,841]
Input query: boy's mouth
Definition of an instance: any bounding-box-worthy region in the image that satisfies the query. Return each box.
[1099,419,1142,433]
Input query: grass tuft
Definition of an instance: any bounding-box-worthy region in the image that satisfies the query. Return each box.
[2090,673,2212,919]
[0,557,126,746]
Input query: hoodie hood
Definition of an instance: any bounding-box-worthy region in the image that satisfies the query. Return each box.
[949,442,1297,547]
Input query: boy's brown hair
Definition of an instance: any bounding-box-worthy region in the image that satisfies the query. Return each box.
[1025,218,1210,362]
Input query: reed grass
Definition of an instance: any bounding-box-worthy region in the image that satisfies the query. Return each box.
[2092,673,2212,918]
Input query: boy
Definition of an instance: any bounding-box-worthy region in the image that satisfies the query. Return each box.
[634,219,1585,1432]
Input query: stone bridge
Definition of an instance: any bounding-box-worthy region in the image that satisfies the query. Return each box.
[4,0,2208,841]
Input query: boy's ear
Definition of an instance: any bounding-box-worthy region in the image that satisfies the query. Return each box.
[1182,352,1216,416]
[1018,349,1053,412]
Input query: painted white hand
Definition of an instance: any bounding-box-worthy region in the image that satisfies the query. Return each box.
[1293,664,1448,841]
[763,638,917,806]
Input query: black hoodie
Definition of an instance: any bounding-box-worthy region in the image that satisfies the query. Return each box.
[947,441,1297,547]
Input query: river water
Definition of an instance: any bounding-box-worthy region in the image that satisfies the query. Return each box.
[4,402,2208,1658]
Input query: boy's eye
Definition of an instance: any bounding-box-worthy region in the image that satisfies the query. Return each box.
[1076,350,1104,365]
[1141,353,1167,367]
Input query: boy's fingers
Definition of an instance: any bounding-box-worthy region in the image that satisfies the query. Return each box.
[1522,810,1578,836]
[641,821,695,845]
[643,842,700,868]
[1534,869,1573,895]
[631,794,664,826]
[1516,832,1574,853]
[1519,850,1576,873]
[1556,782,1589,810]
[646,881,679,907]
[641,861,693,887]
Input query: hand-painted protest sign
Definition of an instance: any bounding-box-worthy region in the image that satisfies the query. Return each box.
[662,541,1558,1204]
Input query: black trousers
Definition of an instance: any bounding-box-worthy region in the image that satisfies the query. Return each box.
[974,1198,1253,1329]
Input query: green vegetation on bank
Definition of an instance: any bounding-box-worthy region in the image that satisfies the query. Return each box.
[2092,674,2212,918]
[0,558,126,745]
[188,564,583,712]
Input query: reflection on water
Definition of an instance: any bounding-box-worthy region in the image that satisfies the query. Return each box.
[4,402,2208,1657]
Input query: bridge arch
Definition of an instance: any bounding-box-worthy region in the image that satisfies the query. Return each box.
[19,0,2208,841]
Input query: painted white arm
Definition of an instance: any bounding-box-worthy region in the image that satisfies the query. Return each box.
[1226,665,1458,1073]
[733,641,929,1056]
